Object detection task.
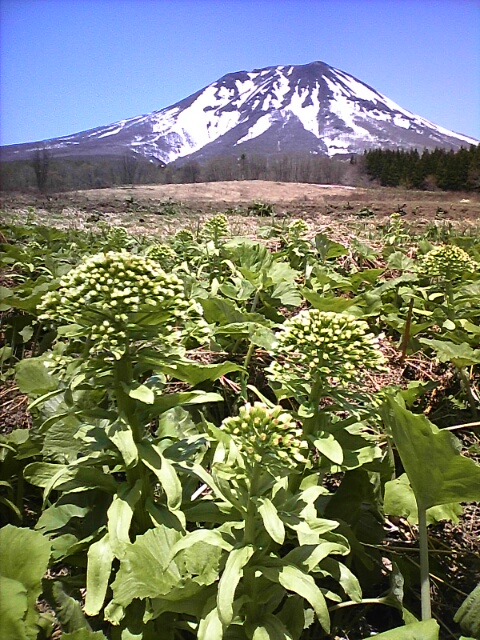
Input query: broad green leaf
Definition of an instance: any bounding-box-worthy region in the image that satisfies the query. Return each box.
[42,580,90,633]
[315,233,348,260]
[257,497,285,544]
[313,433,343,465]
[123,382,155,404]
[319,558,362,602]
[85,534,115,616]
[301,289,355,312]
[419,338,480,368]
[371,619,439,639]
[0,525,51,640]
[62,631,107,639]
[455,583,480,639]
[169,529,233,562]
[250,614,294,640]
[384,474,463,525]
[249,325,277,350]
[198,599,224,640]
[383,396,480,510]
[15,357,57,395]
[160,359,244,385]
[107,481,142,555]
[0,576,28,640]
[152,391,223,415]
[105,420,138,468]
[138,441,182,511]
[36,504,90,534]
[261,564,330,633]
[111,526,183,607]
[217,545,254,625]
[24,461,117,495]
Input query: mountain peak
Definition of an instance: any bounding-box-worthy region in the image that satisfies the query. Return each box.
[1,61,478,164]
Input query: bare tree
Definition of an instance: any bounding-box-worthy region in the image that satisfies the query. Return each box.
[31,147,51,193]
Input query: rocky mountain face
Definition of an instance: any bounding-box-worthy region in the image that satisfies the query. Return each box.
[2,61,478,164]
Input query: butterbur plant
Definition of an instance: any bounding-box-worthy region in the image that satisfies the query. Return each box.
[221,402,309,470]
[267,309,385,481]
[145,242,178,271]
[420,243,478,281]
[201,213,230,246]
[268,309,385,408]
[39,249,207,359]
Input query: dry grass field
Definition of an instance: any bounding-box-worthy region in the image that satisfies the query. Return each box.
[1,181,479,240]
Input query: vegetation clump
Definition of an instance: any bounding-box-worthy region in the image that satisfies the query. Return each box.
[268,309,385,389]
[221,402,309,467]
[39,250,204,355]
[420,243,478,279]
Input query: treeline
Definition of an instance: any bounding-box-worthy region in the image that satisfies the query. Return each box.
[0,151,362,193]
[364,145,480,191]
[1,145,479,193]
[0,153,165,193]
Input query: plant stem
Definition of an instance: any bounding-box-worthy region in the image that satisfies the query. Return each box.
[457,366,478,419]
[244,462,262,545]
[418,504,432,620]
[400,298,414,364]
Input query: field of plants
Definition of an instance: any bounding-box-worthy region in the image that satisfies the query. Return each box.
[1,194,480,639]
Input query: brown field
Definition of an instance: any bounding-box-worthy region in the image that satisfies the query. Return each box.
[1,181,479,239]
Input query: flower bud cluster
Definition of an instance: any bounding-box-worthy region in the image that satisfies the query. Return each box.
[268,309,385,387]
[221,403,308,467]
[201,214,229,241]
[174,229,195,245]
[39,250,206,354]
[146,243,177,271]
[420,244,478,279]
[287,219,309,240]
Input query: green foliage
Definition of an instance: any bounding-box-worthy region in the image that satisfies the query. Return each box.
[1,218,480,638]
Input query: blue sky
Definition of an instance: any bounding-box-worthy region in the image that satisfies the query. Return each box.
[1,0,479,146]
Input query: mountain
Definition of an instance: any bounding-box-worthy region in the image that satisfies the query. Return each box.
[1,61,478,164]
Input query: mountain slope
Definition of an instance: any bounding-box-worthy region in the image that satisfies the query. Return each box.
[1,61,478,164]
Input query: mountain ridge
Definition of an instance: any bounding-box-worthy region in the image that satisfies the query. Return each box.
[1,61,478,164]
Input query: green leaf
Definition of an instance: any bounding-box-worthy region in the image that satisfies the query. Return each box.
[250,614,294,639]
[36,504,90,534]
[419,338,480,368]
[454,582,480,638]
[0,525,51,640]
[217,545,254,625]
[62,631,107,639]
[152,391,223,415]
[257,497,285,544]
[159,359,244,386]
[123,382,155,404]
[384,474,463,525]
[15,357,57,395]
[42,580,90,633]
[111,526,183,607]
[261,564,330,633]
[85,534,115,616]
[138,441,182,511]
[383,396,480,510]
[108,481,143,556]
[105,420,138,468]
[370,619,439,639]
[0,576,28,640]
[313,433,344,465]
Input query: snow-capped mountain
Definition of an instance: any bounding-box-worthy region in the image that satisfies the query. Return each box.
[2,61,478,164]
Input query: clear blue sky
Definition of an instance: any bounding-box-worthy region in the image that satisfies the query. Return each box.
[1,0,479,146]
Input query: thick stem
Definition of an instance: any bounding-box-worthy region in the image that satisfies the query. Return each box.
[418,505,432,620]
[400,298,414,364]
[244,462,262,545]
[444,280,455,322]
[457,366,478,419]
